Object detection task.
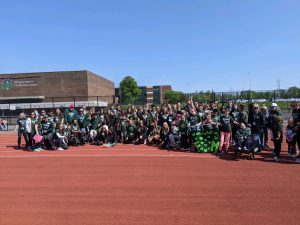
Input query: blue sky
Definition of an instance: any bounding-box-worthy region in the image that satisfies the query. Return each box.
[1,0,299,92]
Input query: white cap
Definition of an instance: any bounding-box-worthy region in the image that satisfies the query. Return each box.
[271,103,278,107]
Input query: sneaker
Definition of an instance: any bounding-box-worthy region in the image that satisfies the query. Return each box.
[295,158,300,164]
[243,146,248,151]
[238,147,242,151]
[57,148,64,151]
[273,156,279,162]
[144,140,147,145]
[291,154,296,159]
[254,147,259,153]
[264,144,269,148]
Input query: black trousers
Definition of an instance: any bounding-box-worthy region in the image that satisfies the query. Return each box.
[273,132,283,158]
[27,132,34,147]
[43,133,55,149]
[180,133,188,149]
[18,129,29,147]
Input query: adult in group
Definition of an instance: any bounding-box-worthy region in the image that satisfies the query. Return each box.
[291,103,300,151]
[25,111,38,150]
[15,112,29,149]
[54,108,65,133]
[237,104,248,125]
[268,103,282,139]
[39,115,55,150]
[248,104,263,153]
[260,106,269,148]
[64,104,78,125]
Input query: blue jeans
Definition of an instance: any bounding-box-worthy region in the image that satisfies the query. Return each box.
[252,132,261,149]
[260,127,268,146]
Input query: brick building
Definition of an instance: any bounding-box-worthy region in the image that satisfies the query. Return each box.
[0,70,115,106]
[115,85,172,105]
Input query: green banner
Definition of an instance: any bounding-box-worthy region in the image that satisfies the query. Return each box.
[190,125,220,153]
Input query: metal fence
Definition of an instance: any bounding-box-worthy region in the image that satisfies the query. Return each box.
[0,90,299,119]
[163,90,300,110]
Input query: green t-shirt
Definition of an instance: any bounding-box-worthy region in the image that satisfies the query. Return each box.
[236,127,251,139]
[127,124,137,139]
[179,120,189,134]
[219,115,234,132]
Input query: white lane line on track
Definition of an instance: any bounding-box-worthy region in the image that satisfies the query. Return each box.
[0,154,215,158]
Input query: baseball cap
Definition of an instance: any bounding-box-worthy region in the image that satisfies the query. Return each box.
[271,103,278,108]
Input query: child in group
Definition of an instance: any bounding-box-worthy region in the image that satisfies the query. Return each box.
[89,113,100,143]
[70,119,83,146]
[135,120,148,144]
[105,126,117,147]
[118,113,128,143]
[148,120,161,145]
[236,123,252,151]
[286,118,297,159]
[272,115,283,162]
[54,124,69,150]
[95,125,108,146]
[169,123,180,149]
[218,107,235,154]
[160,122,170,149]
[178,115,189,150]
[126,119,137,144]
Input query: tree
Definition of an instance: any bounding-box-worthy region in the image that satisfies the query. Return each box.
[285,86,300,98]
[119,76,141,104]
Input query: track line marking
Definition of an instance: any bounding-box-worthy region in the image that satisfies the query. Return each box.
[0,154,216,159]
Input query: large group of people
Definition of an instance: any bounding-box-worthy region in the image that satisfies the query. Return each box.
[14,98,300,163]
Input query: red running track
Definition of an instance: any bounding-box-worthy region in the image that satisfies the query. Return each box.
[1,132,300,225]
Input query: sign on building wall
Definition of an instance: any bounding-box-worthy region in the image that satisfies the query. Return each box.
[1,78,13,91]
[1,78,38,91]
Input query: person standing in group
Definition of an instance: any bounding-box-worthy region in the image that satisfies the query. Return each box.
[291,103,300,151]
[260,105,269,148]
[218,107,235,154]
[286,118,297,159]
[272,115,283,162]
[15,112,29,149]
[179,115,189,150]
[268,103,282,138]
[54,108,65,133]
[237,104,248,125]
[249,104,263,153]
[25,111,38,150]
[64,104,78,125]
